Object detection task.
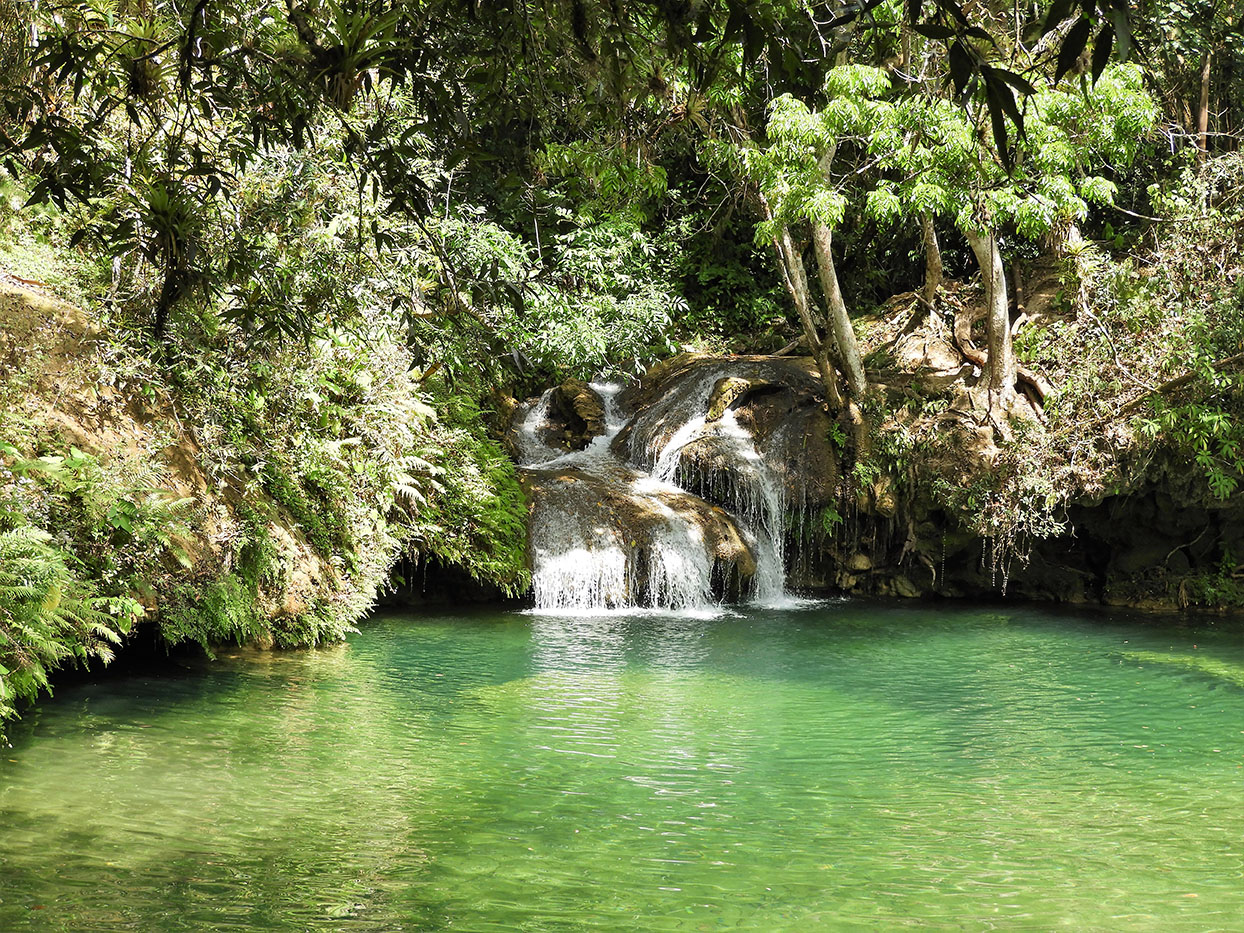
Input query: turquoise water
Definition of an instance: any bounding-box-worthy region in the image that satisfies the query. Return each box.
[2,603,1243,931]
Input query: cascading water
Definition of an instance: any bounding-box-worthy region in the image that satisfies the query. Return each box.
[514,389,565,466]
[518,366,794,613]
[520,383,719,612]
[631,375,789,606]
[693,410,787,602]
[519,384,637,611]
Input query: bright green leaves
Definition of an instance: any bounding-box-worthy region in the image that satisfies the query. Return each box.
[1079,175,1119,205]
[1015,193,1063,241]
[823,65,892,101]
[105,499,139,536]
[1032,64,1157,168]
[865,185,903,224]
[0,523,139,739]
[767,95,832,152]
[804,188,849,227]
[907,181,952,217]
[872,62,1151,239]
[538,141,669,217]
[1140,399,1244,501]
[429,202,680,382]
[748,91,854,234]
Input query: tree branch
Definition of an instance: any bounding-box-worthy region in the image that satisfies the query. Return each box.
[1118,352,1244,415]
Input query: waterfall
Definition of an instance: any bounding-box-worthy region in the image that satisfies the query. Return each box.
[513,389,564,466]
[520,383,643,612]
[635,382,788,606]
[519,367,794,613]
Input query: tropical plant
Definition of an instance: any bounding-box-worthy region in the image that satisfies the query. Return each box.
[0,524,140,741]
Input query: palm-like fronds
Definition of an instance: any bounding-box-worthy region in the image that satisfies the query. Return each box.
[0,526,139,736]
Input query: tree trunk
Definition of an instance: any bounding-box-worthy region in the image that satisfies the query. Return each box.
[773,224,843,410]
[1197,47,1212,163]
[760,189,842,408]
[964,228,1016,414]
[810,221,867,399]
[745,121,843,411]
[920,212,942,308]
[810,148,867,401]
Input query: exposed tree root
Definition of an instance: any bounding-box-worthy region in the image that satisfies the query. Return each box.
[948,296,1053,410]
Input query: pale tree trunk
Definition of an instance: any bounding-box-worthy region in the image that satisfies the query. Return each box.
[760,194,843,410]
[964,228,1016,414]
[739,107,846,411]
[774,226,844,411]
[811,149,867,400]
[810,222,866,399]
[1197,48,1212,163]
[920,212,942,308]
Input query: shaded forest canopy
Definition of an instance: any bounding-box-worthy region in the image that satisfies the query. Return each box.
[2,0,1243,735]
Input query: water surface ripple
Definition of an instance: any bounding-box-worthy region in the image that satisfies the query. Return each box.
[2,604,1243,931]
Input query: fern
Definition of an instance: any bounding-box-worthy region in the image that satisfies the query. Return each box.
[0,525,140,741]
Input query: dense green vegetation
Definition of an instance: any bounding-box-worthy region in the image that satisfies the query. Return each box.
[2,0,1243,737]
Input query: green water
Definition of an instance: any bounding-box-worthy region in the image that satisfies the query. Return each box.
[2,603,1243,931]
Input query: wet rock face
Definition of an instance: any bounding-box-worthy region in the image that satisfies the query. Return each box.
[520,466,757,606]
[507,380,609,459]
[512,355,821,609]
[706,377,758,422]
[551,379,607,447]
[783,466,1244,611]
[615,353,841,511]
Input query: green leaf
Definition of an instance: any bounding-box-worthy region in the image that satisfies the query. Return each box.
[1091,24,1114,83]
[989,67,1037,97]
[1043,0,1076,36]
[947,42,974,97]
[1056,18,1093,84]
[985,82,1014,172]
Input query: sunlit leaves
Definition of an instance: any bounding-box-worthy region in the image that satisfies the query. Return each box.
[803,188,849,226]
[767,95,831,151]
[907,181,951,217]
[864,185,902,224]
[538,140,669,215]
[1141,400,1244,501]
[1079,175,1119,205]
[823,65,891,100]
[1014,195,1056,240]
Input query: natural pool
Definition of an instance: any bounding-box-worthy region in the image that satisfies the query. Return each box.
[1,603,1242,931]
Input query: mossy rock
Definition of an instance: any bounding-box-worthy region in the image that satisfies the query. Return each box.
[553,379,606,444]
[706,376,762,422]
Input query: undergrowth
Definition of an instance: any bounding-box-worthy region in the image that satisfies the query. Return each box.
[0,186,531,739]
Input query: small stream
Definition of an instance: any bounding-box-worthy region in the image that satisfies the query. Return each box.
[2,603,1243,931]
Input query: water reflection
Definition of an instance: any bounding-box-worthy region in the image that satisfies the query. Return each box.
[1,606,1243,932]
